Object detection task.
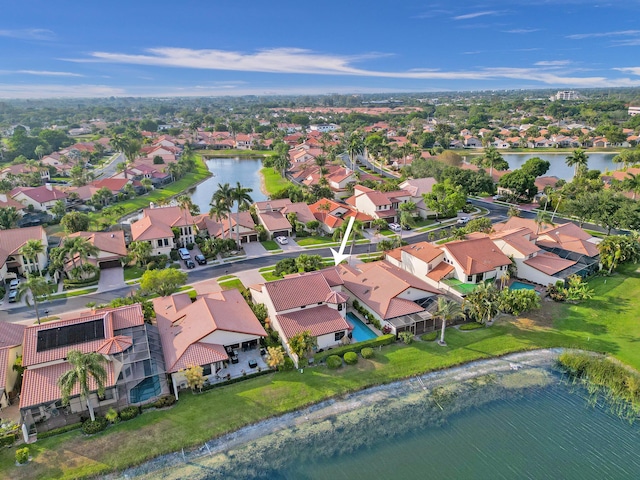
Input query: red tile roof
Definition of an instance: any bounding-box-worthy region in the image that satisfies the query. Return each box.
[96,335,133,355]
[276,305,351,341]
[258,210,292,232]
[264,273,333,312]
[523,251,577,276]
[0,323,26,394]
[0,226,46,268]
[388,242,443,264]
[10,185,68,203]
[427,262,455,282]
[20,361,116,409]
[68,230,126,257]
[443,237,511,275]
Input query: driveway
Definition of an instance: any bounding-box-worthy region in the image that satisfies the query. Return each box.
[279,238,302,252]
[242,241,267,257]
[97,267,126,293]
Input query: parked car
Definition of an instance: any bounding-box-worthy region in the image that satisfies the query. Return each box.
[9,279,19,290]
[275,236,289,245]
[178,247,191,260]
[194,254,207,265]
[185,259,196,269]
[456,217,470,225]
[403,224,412,231]
[8,290,18,303]
[389,223,401,232]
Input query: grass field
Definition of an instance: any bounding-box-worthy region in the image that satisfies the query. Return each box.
[3,264,640,479]
[123,266,146,281]
[261,240,280,251]
[260,167,291,196]
[295,235,334,246]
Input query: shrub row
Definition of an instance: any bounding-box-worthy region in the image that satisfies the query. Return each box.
[314,334,396,363]
[82,417,108,435]
[351,300,382,330]
[119,406,140,421]
[420,331,439,341]
[459,322,484,331]
[63,277,99,288]
[200,369,273,392]
[37,423,82,439]
[0,433,15,447]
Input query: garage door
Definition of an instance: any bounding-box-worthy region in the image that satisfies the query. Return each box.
[273,230,289,238]
[99,260,121,269]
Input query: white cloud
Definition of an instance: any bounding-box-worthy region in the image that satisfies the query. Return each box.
[567,30,640,39]
[0,28,55,40]
[16,70,84,77]
[453,11,498,20]
[63,46,640,88]
[534,60,571,66]
[504,28,539,34]
[614,67,640,76]
[0,84,125,99]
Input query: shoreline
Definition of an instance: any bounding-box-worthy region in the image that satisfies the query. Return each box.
[117,348,562,479]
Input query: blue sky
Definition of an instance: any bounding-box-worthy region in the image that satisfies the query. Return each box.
[1,0,640,98]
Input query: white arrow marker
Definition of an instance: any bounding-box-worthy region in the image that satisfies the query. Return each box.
[330,216,355,266]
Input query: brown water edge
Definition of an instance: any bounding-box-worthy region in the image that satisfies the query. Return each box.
[111,349,561,480]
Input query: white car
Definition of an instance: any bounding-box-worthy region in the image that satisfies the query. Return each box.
[275,236,289,245]
[456,217,470,225]
[9,279,19,290]
[389,223,401,232]
[178,248,191,260]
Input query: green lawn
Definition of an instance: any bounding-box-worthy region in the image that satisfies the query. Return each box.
[216,275,236,282]
[48,287,98,300]
[218,279,245,291]
[3,264,640,479]
[123,266,146,281]
[261,240,280,251]
[295,235,334,246]
[260,167,291,196]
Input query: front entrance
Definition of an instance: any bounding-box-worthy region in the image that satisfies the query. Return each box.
[99,260,121,269]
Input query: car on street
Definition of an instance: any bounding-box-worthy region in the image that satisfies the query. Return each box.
[389,223,401,232]
[8,290,18,303]
[403,224,412,231]
[194,254,207,265]
[457,217,470,225]
[185,259,196,269]
[275,236,289,245]
[178,248,191,260]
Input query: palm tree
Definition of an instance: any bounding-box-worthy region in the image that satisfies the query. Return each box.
[624,172,640,200]
[211,183,234,239]
[347,134,364,170]
[19,239,44,274]
[63,236,99,270]
[464,282,500,325]
[348,220,364,258]
[534,210,553,235]
[435,297,462,346]
[128,240,152,267]
[34,145,46,161]
[57,350,107,422]
[478,146,508,177]
[231,182,253,246]
[17,274,50,324]
[398,201,417,241]
[140,178,153,193]
[565,149,589,179]
[0,206,20,230]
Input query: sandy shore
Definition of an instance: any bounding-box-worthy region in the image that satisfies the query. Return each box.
[114,348,562,480]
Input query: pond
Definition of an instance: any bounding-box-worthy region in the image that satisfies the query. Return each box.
[188,156,267,213]
[135,359,640,480]
[463,152,619,181]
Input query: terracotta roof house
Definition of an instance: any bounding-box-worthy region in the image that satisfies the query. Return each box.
[131,205,196,256]
[154,290,267,397]
[309,199,373,234]
[0,323,26,408]
[254,199,315,239]
[66,231,127,270]
[0,226,48,280]
[399,178,438,218]
[0,193,26,212]
[250,272,351,364]
[10,185,68,212]
[194,211,259,243]
[1,163,50,183]
[346,185,411,223]
[19,304,169,438]
[334,261,440,335]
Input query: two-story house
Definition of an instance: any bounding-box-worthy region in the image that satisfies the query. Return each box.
[254,199,315,239]
[194,211,259,243]
[10,185,67,212]
[0,226,49,280]
[130,205,196,256]
[346,185,411,223]
[0,323,26,408]
[398,178,437,218]
[309,198,373,234]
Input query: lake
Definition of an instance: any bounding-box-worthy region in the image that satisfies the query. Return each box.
[137,361,640,480]
[189,156,267,213]
[463,152,619,180]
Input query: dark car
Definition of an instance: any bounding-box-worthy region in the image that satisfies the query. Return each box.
[185,259,196,269]
[194,254,207,265]
[403,224,412,231]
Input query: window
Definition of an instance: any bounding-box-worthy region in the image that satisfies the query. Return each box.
[157,239,163,248]
[163,238,169,246]
[202,365,212,376]
[467,275,473,282]
[338,303,343,311]
[335,331,345,341]
[101,389,114,401]
[317,302,322,305]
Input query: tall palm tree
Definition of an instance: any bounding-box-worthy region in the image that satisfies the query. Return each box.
[231,183,253,246]
[128,240,152,267]
[398,201,417,242]
[464,282,500,325]
[58,350,107,422]
[63,237,99,270]
[565,149,589,179]
[534,210,553,235]
[17,274,50,324]
[209,199,231,240]
[479,146,508,177]
[348,220,364,258]
[347,134,364,170]
[211,183,234,239]
[19,239,44,274]
[624,172,640,200]
[435,297,462,346]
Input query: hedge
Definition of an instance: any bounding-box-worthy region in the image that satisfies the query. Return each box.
[343,352,358,365]
[326,355,343,369]
[119,406,140,421]
[459,322,484,331]
[200,369,273,392]
[361,347,374,359]
[0,434,15,447]
[37,423,82,439]
[420,331,439,341]
[82,417,108,435]
[314,334,396,363]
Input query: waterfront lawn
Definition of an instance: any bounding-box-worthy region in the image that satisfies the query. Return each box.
[3,264,640,479]
[260,167,291,196]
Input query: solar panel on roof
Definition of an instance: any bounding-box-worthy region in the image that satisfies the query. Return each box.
[36,319,105,352]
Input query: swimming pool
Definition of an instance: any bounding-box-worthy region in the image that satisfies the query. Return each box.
[510,281,536,291]
[346,312,378,342]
